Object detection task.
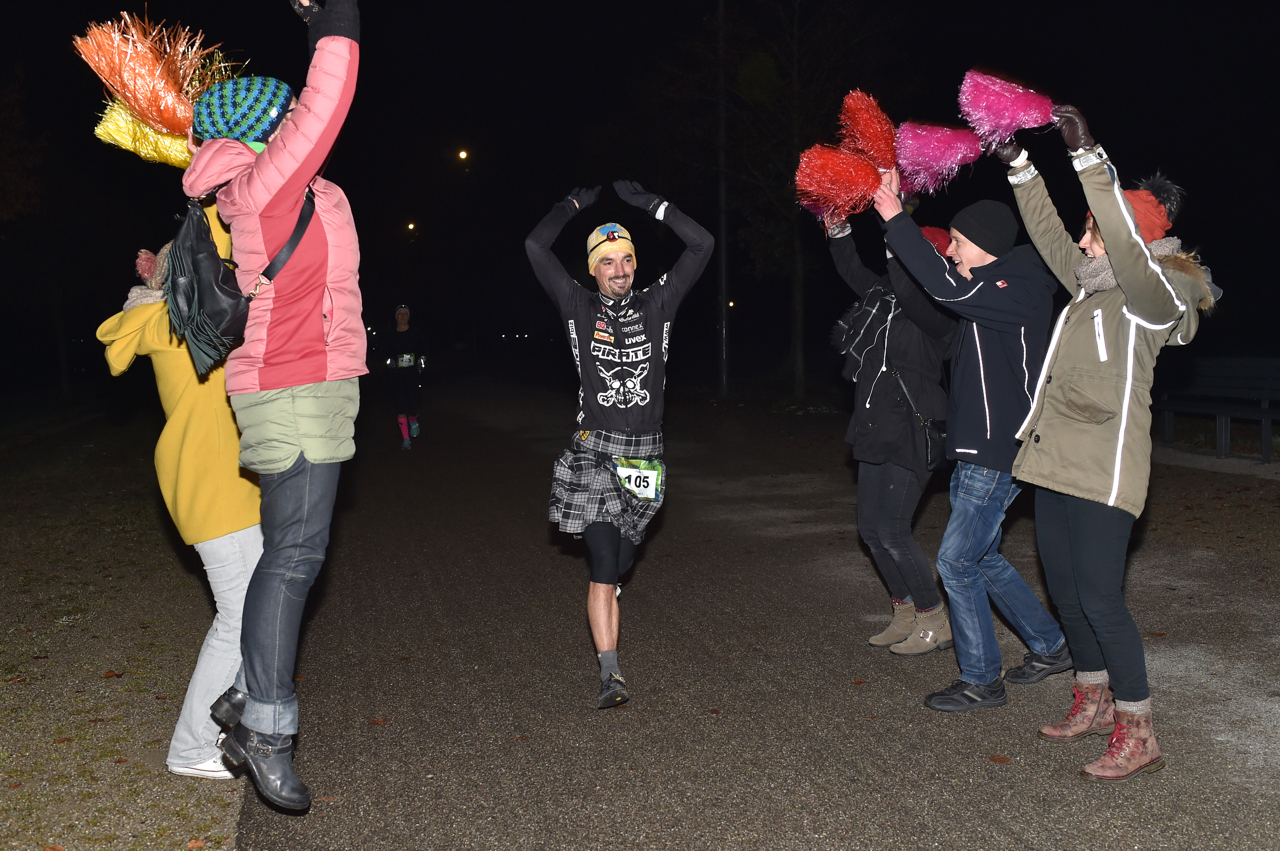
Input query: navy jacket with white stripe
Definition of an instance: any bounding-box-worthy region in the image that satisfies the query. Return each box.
[883,213,1056,474]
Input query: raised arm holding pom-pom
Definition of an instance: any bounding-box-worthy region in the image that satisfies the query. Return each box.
[872,168,904,221]
[1051,105,1095,152]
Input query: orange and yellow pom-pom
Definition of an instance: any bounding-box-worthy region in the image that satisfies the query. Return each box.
[94,99,191,168]
[75,16,190,135]
[837,90,897,171]
[795,145,881,222]
[73,13,235,137]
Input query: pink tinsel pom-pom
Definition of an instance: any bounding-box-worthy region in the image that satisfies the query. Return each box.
[838,90,897,171]
[895,122,982,196]
[958,70,1055,147]
[136,249,158,282]
[795,144,881,221]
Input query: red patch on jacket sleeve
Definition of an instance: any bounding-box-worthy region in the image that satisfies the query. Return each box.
[996,280,1008,288]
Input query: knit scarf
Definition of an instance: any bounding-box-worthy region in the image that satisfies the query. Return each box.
[1075,236,1182,294]
[123,285,165,312]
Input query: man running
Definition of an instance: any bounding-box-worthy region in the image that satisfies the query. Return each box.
[525,180,713,709]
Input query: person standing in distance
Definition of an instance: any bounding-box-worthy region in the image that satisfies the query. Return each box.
[525,180,713,710]
[386,305,426,449]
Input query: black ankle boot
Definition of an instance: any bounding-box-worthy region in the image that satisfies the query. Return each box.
[210,687,247,730]
[220,724,310,810]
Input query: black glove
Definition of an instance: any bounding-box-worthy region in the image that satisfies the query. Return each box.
[290,0,360,52]
[564,186,601,212]
[613,180,665,215]
[993,141,1025,165]
[1052,105,1095,151]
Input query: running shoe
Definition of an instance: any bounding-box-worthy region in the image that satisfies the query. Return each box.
[168,754,234,780]
[1004,644,1073,685]
[923,677,1008,712]
[597,673,629,710]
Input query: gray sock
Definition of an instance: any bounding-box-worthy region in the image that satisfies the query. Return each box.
[597,650,620,682]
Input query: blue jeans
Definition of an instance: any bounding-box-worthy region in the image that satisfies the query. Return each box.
[936,462,1064,685]
[236,454,341,735]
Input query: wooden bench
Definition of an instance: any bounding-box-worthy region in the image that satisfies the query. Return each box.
[1153,357,1279,463]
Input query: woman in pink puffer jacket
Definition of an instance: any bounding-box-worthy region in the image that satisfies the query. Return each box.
[182,0,362,813]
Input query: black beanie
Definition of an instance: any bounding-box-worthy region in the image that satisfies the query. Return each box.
[950,200,1018,258]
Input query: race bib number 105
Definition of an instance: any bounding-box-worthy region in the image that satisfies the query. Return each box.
[614,457,662,501]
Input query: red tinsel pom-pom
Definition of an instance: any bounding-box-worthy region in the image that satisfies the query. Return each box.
[958,69,1055,147]
[795,145,881,221]
[837,90,897,171]
[895,122,982,196]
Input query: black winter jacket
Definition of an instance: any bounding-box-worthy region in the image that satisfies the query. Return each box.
[883,212,1056,473]
[525,199,713,433]
[830,232,955,483]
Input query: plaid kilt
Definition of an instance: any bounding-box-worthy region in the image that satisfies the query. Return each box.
[550,429,666,544]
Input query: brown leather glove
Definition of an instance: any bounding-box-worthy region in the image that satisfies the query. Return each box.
[993,142,1024,164]
[1052,105,1095,151]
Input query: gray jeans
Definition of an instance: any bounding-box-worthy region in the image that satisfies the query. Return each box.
[166,524,263,768]
[234,454,342,734]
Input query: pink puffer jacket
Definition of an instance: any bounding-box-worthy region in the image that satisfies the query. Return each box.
[182,36,366,395]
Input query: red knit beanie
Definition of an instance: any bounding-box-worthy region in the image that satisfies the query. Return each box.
[1122,189,1172,243]
[921,226,951,257]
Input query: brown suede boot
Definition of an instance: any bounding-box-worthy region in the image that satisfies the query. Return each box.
[889,604,953,656]
[1080,710,1166,782]
[868,600,916,648]
[1038,682,1115,743]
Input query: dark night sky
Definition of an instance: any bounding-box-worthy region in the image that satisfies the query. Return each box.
[1,1,1269,403]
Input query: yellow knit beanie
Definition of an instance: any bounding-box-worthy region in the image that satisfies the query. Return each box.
[587,223,636,275]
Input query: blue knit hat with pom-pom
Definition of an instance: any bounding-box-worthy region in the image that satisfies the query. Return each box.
[192,77,294,144]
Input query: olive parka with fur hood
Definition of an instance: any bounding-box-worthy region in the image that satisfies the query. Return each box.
[1006,146,1209,518]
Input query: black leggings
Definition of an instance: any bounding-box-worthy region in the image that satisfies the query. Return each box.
[856,461,941,610]
[1034,487,1146,702]
[583,522,637,585]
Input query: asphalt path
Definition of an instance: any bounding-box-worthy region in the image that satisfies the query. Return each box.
[234,377,1279,850]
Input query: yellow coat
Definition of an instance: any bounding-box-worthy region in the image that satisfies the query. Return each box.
[95,207,260,544]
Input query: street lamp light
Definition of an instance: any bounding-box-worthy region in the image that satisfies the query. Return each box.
[458,150,468,160]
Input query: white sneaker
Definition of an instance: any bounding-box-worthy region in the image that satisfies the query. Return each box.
[168,754,234,780]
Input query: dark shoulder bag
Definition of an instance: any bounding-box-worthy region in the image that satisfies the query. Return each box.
[166,187,315,375]
[889,363,948,472]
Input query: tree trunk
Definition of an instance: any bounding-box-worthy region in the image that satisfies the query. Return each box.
[791,209,804,399]
[54,288,71,401]
[788,0,804,400]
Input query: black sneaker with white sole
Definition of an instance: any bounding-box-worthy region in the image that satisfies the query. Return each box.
[924,677,1008,712]
[597,673,629,710]
[1004,644,1073,685]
